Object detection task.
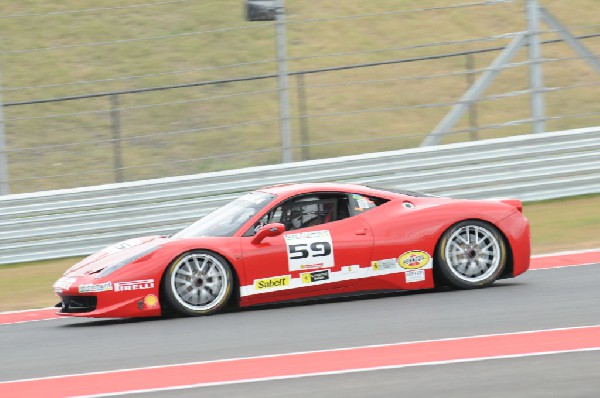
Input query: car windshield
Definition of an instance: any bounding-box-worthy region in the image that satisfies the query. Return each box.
[173,191,276,238]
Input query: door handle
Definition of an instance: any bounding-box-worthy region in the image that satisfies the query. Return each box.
[354,229,367,235]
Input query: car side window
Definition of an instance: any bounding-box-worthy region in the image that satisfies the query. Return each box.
[246,192,388,236]
[349,193,388,216]
[248,193,351,234]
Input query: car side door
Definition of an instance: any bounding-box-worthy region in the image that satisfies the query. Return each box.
[238,193,374,305]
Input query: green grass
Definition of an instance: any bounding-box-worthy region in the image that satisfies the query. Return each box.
[0,194,598,311]
[525,194,600,253]
[1,0,600,193]
[0,257,82,311]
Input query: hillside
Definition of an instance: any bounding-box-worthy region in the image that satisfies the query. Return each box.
[0,0,599,193]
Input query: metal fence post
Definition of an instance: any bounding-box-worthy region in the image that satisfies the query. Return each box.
[275,0,293,163]
[110,94,124,183]
[296,73,310,160]
[0,68,9,195]
[465,53,479,141]
[526,0,546,134]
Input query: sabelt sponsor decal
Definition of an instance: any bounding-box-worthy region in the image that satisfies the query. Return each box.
[78,282,113,293]
[114,279,155,292]
[301,269,330,283]
[254,275,291,290]
[398,251,431,269]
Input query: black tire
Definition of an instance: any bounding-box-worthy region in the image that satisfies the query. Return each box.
[162,250,233,316]
[436,220,507,289]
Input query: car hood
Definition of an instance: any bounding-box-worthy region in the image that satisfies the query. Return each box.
[64,236,168,277]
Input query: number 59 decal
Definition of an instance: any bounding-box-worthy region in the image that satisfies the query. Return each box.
[284,230,335,271]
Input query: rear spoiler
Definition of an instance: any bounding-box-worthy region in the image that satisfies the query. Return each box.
[490,198,523,213]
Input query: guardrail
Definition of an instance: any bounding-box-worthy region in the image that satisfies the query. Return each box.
[1,126,599,265]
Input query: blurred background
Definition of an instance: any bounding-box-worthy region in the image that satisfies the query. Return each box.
[1,0,599,194]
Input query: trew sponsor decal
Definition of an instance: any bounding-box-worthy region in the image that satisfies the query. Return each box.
[114,279,154,292]
[405,269,426,283]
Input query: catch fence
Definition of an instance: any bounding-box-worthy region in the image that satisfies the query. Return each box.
[1,0,599,193]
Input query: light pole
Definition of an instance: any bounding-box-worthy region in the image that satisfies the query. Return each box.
[246,0,293,163]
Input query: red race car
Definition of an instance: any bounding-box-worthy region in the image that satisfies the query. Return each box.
[53,183,530,318]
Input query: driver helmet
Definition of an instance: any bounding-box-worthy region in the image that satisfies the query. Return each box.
[289,198,320,229]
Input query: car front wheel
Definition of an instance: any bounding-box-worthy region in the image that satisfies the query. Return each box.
[436,220,507,289]
[163,250,233,316]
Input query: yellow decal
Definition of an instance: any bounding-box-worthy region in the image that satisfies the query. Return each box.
[371,261,380,271]
[301,270,330,284]
[398,251,431,269]
[254,275,291,290]
[144,294,159,308]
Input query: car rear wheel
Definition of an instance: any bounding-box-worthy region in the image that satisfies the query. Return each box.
[436,220,507,289]
[163,250,233,316]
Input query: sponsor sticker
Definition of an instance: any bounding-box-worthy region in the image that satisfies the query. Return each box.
[301,269,330,284]
[105,239,142,255]
[78,282,113,293]
[398,251,431,269]
[371,258,398,271]
[284,230,335,271]
[341,265,360,274]
[254,275,291,290]
[53,277,76,292]
[143,294,159,308]
[352,194,375,211]
[114,279,154,292]
[405,269,426,283]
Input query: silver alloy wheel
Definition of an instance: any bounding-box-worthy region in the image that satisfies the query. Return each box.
[170,253,229,312]
[444,225,501,283]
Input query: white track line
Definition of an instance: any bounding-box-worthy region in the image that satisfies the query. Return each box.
[2,324,598,385]
[73,348,600,397]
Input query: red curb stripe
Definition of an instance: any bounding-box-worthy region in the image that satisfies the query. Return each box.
[530,250,600,269]
[0,308,60,325]
[1,326,598,398]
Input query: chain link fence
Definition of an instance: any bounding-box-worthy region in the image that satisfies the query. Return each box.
[0,0,599,194]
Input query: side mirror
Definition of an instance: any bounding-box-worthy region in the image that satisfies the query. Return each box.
[251,223,285,245]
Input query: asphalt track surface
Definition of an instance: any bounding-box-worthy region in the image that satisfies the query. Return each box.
[1,257,599,397]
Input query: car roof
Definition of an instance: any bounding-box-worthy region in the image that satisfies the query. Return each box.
[256,183,399,199]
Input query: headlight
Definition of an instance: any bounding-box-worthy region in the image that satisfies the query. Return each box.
[95,246,161,279]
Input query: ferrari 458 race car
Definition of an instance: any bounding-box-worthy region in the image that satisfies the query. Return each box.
[53,183,530,318]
